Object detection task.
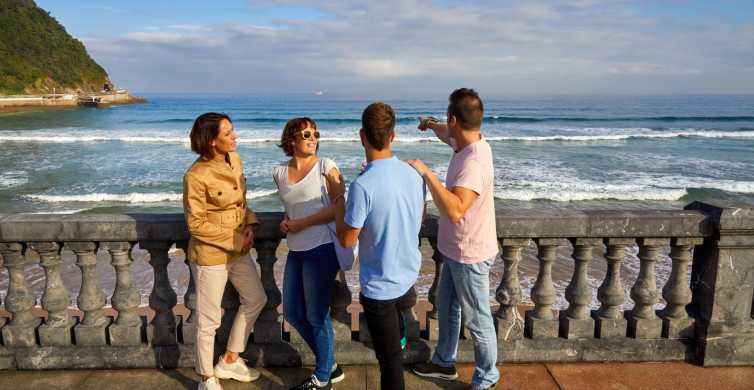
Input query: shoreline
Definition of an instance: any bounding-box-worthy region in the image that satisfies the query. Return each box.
[0,91,146,113]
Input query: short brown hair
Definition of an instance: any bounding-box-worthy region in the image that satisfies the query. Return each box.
[278,117,318,157]
[361,102,395,150]
[190,112,231,159]
[448,88,484,129]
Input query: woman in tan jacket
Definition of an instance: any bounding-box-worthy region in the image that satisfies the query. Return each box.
[183,112,267,390]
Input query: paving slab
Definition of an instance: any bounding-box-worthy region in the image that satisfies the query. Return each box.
[546,362,754,390]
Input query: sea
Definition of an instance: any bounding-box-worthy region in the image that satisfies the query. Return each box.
[1,94,753,310]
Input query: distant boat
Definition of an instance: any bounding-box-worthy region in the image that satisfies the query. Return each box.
[314,91,324,96]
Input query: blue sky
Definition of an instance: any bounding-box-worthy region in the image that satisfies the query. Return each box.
[36,0,754,97]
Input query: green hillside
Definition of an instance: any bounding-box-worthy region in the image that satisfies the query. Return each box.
[0,0,111,95]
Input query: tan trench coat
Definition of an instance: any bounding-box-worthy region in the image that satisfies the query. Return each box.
[183,151,259,266]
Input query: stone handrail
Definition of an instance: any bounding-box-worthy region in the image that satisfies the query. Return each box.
[0,201,752,370]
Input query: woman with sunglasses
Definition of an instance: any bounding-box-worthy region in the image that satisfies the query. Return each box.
[273,118,345,390]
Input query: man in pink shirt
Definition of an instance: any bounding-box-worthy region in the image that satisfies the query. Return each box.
[407,88,499,390]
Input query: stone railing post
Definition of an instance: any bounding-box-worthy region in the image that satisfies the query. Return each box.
[0,243,39,347]
[496,238,529,341]
[595,238,632,338]
[686,202,754,365]
[30,242,73,346]
[175,241,196,345]
[67,242,109,346]
[254,238,282,343]
[560,238,599,339]
[105,241,143,346]
[426,237,444,341]
[627,238,668,339]
[330,270,353,342]
[525,238,566,339]
[659,237,702,339]
[141,240,178,346]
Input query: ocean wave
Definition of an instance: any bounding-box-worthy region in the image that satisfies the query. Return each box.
[484,115,754,123]
[0,170,28,188]
[122,115,754,125]
[25,189,278,203]
[3,129,754,145]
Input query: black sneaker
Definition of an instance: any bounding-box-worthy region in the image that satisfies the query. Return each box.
[330,364,345,383]
[289,375,331,390]
[411,361,459,380]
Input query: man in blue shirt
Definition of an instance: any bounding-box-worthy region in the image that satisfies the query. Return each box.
[325,102,426,390]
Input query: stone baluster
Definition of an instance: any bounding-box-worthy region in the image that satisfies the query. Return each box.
[560,238,599,339]
[254,238,282,343]
[627,238,668,338]
[495,238,529,341]
[30,242,73,346]
[105,242,142,346]
[140,240,177,345]
[330,270,353,342]
[0,243,39,347]
[67,242,109,346]
[175,241,195,345]
[595,238,633,338]
[659,237,702,338]
[425,237,444,341]
[0,251,4,330]
[525,239,566,339]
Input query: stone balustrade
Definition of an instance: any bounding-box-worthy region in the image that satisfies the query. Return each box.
[0,201,752,370]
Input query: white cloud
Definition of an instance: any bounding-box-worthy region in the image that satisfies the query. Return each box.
[84,0,754,95]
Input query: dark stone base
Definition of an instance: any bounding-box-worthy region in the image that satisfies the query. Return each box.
[524,312,559,339]
[109,324,143,346]
[0,346,14,370]
[2,319,41,347]
[628,316,662,339]
[595,317,627,338]
[253,320,282,343]
[147,323,178,346]
[39,324,73,346]
[559,315,594,339]
[358,313,371,343]
[662,317,695,339]
[177,315,195,345]
[76,324,109,346]
[698,333,754,366]
[496,318,524,341]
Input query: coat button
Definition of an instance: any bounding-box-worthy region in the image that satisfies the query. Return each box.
[237,203,242,207]
[234,186,238,190]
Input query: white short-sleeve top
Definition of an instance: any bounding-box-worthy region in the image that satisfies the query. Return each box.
[272,158,338,251]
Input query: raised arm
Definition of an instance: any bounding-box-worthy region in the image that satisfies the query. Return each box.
[419,116,452,146]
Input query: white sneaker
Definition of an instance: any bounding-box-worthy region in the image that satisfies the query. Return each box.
[198,377,223,390]
[214,357,261,382]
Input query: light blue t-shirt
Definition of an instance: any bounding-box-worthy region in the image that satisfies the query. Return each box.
[345,156,426,300]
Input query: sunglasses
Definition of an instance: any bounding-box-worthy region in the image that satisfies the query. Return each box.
[299,130,321,140]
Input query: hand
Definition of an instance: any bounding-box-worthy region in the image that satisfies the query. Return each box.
[324,168,346,202]
[286,218,306,233]
[242,225,254,251]
[418,116,438,131]
[280,215,290,234]
[407,159,430,177]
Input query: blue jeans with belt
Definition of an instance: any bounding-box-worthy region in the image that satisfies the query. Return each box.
[431,254,500,388]
[283,242,340,382]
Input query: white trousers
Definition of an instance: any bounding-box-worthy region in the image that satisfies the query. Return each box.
[191,256,267,376]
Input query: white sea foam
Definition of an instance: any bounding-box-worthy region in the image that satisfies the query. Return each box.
[25,189,278,204]
[2,129,752,144]
[0,170,28,188]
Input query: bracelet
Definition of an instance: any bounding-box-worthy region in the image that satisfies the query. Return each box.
[331,193,345,204]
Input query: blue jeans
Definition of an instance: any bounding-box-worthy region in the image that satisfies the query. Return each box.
[283,243,340,382]
[432,254,500,388]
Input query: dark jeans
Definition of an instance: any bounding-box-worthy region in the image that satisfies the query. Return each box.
[360,289,414,390]
[283,243,340,382]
